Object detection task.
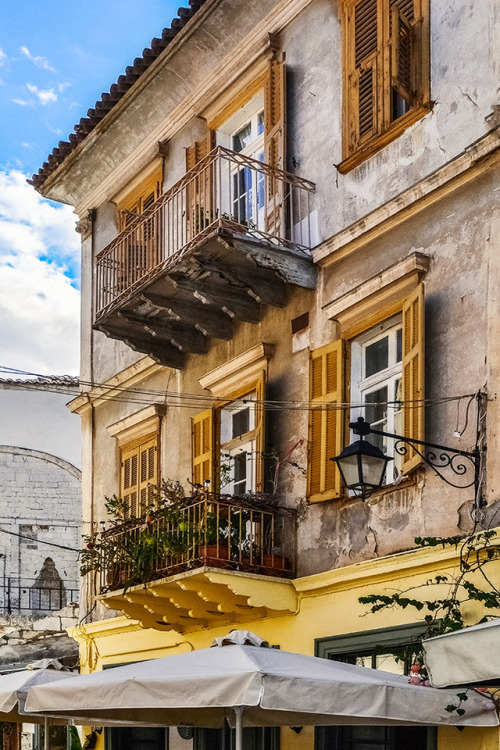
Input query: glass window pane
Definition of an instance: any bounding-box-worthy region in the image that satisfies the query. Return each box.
[396,327,402,362]
[232,408,250,439]
[364,386,387,427]
[374,652,405,675]
[233,122,252,152]
[365,336,389,377]
[257,112,265,136]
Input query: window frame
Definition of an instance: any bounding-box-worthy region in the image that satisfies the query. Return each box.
[315,623,437,750]
[307,283,424,502]
[120,432,159,519]
[339,0,431,174]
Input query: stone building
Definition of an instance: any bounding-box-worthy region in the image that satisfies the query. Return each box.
[32,0,499,749]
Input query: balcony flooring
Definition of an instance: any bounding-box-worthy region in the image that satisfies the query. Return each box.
[98,566,298,632]
[94,228,317,369]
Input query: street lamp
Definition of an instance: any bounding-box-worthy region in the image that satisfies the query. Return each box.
[332,416,480,501]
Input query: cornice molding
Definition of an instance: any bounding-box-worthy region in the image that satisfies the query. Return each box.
[313,127,500,268]
[199,343,275,397]
[43,0,314,214]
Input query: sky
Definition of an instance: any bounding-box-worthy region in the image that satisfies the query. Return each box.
[0,0,187,377]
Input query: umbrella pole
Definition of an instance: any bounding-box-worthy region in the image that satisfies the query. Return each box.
[44,717,50,750]
[234,706,243,750]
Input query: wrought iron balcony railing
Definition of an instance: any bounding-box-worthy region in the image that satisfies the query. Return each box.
[95,146,315,319]
[0,578,79,615]
[98,495,296,593]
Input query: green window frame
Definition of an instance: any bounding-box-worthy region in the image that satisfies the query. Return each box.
[314,623,437,750]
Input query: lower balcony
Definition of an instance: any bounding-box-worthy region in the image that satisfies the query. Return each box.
[94,147,317,369]
[96,494,297,632]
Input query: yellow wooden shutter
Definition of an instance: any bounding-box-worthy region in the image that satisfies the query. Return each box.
[391,3,414,104]
[264,56,286,236]
[254,372,267,492]
[402,282,425,474]
[344,0,381,152]
[138,437,158,515]
[192,409,214,488]
[307,340,345,502]
[186,129,216,239]
[121,447,139,518]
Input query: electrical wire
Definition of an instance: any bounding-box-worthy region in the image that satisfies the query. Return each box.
[0,525,80,552]
[0,365,478,414]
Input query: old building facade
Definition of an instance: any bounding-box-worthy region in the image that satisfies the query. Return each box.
[33,0,500,748]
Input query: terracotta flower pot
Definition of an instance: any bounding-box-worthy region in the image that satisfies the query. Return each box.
[199,544,230,568]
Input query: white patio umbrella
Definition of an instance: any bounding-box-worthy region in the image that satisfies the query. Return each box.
[0,659,75,750]
[423,619,500,688]
[26,631,498,750]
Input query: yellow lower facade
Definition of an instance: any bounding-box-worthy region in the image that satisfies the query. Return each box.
[73,540,500,750]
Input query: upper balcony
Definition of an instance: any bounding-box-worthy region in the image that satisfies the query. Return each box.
[94,147,317,368]
[94,493,297,632]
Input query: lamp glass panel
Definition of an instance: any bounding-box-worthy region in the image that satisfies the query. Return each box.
[360,454,388,487]
[338,454,361,487]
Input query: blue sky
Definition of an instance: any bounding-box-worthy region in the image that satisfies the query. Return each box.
[0,0,187,376]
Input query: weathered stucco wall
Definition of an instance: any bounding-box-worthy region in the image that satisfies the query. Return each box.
[68,0,500,595]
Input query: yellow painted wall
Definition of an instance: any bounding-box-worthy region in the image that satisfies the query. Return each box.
[72,541,500,750]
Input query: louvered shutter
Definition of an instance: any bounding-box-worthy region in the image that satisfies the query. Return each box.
[254,372,267,492]
[192,409,214,488]
[402,282,425,474]
[391,2,414,105]
[345,0,381,151]
[264,56,286,236]
[121,447,139,518]
[186,129,216,240]
[308,340,345,502]
[138,437,158,515]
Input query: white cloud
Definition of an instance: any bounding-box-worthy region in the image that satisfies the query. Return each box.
[0,170,80,375]
[20,46,55,73]
[58,82,71,93]
[0,48,6,65]
[26,83,57,105]
[12,98,33,107]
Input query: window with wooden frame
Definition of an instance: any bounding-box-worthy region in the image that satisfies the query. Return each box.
[120,434,159,519]
[339,0,430,172]
[307,283,424,502]
[116,169,162,283]
[192,375,266,495]
[185,51,286,239]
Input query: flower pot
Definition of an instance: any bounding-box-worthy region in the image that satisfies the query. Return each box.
[260,554,288,574]
[199,544,230,568]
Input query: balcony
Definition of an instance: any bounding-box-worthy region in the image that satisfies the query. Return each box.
[96,494,298,632]
[95,147,317,368]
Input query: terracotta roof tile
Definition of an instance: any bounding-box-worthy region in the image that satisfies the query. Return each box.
[29,0,208,192]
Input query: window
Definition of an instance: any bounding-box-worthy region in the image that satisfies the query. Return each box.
[115,168,162,286]
[315,624,436,750]
[194,724,279,750]
[106,727,168,750]
[121,434,158,518]
[307,283,424,501]
[340,0,430,172]
[193,385,264,495]
[350,315,403,483]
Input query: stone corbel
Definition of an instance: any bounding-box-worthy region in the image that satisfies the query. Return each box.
[76,212,93,241]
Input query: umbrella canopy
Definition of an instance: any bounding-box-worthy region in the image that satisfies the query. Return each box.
[423,619,500,688]
[0,660,73,723]
[26,631,497,730]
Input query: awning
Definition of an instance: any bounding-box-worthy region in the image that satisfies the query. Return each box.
[424,619,500,688]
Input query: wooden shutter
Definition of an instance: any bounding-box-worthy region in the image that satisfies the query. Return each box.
[344,0,381,152]
[264,56,286,236]
[402,282,425,474]
[254,372,267,492]
[307,340,345,502]
[186,129,216,240]
[120,435,158,518]
[121,447,139,518]
[138,437,158,515]
[391,3,414,104]
[192,409,214,488]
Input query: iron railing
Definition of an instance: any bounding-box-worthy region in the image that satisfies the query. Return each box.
[0,578,79,615]
[95,146,316,319]
[98,495,296,593]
